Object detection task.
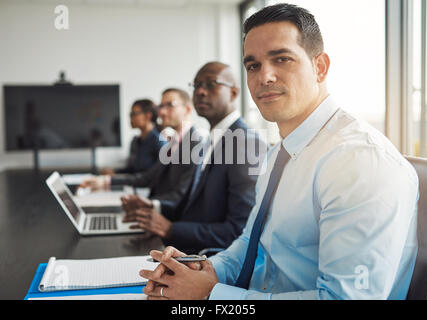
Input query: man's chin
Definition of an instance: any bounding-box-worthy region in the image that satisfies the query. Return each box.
[195,107,211,118]
[258,108,282,123]
[161,120,172,127]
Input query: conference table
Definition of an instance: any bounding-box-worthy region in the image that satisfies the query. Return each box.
[0,169,164,300]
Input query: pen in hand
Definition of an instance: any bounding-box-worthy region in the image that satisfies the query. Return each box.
[147,254,207,263]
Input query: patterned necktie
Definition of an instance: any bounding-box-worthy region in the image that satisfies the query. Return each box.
[234,145,290,289]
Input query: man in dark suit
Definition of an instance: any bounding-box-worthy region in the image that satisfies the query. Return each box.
[123,62,267,253]
[80,88,201,222]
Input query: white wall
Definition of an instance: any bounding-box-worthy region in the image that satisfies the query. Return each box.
[0,0,241,171]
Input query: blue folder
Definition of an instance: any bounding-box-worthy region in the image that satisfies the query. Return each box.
[24,263,145,300]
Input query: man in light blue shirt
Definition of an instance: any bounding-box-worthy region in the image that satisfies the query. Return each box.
[140,3,419,300]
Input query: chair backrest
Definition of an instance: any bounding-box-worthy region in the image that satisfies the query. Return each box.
[405,156,427,300]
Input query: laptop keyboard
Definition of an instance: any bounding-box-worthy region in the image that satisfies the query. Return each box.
[89,216,118,230]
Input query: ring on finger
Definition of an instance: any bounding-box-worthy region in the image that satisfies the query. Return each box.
[160,287,165,297]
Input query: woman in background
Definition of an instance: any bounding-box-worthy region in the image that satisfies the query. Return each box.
[102,99,166,175]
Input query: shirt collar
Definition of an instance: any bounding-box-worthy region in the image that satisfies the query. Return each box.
[209,110,240,145]
[173,120,192,144]
[282,95,339,160]
[211,110,240,132]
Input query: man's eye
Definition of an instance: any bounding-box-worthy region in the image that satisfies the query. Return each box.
[246,63,259,72]
[276,57,291,63]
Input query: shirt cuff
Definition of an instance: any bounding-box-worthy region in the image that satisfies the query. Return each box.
[209,284,318,300]
[152,199,162,214]
[104,175,111,190]
[209,256,227,284]
[209,283,247,300]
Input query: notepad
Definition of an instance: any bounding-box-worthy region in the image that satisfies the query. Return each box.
[74,190,128,207]
[62,173,94,185]
[38,256,158,292]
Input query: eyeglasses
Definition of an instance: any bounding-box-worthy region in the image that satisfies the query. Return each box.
[188,79,234,91]
[129,111,144,117]
[158,100,182,109]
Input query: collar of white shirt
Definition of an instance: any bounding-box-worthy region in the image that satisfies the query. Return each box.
[210,109,240,132]
[208,109,240,149]
[283,95,339,160]
[200,110,240,170]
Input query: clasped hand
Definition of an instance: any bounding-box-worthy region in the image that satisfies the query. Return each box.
[121,195,172,238]
[140,246,219,300]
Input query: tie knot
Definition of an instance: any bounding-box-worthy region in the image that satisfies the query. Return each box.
[276,145,290,166]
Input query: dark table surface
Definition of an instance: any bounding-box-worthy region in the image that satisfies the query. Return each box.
[0,169,164,300]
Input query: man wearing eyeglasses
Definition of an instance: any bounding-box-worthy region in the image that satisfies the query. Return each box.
[121,62,267,253]
[80,88,201,228]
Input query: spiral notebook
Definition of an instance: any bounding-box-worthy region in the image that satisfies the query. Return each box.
[38,255,159,292]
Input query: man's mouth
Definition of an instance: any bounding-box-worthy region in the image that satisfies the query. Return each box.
[195,102,210,109]
[257,91,284,102]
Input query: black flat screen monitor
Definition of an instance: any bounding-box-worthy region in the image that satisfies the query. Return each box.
[3,84,121,151]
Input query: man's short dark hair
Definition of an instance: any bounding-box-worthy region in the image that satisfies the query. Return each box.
[162,88,192,106]
[243,3,324,59]
[133,99,158,123]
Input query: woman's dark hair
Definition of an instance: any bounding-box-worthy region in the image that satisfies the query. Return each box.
[132,99,158,123]
[243,3,324,59]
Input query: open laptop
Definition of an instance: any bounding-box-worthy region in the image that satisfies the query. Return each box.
[46,171,145,235]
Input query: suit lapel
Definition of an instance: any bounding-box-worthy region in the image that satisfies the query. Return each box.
[182,118,244,213]
[182,142,214,212]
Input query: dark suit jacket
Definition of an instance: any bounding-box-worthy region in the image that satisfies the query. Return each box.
[162,118,268,254]
[111,127,200,212]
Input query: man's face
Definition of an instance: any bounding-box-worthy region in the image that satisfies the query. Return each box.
[158,91,188,130]
[192,66,235,125]
[243,21,320,125]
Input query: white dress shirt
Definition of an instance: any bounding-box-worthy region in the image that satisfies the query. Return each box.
[201,110,241,171]
[209,95,419,300]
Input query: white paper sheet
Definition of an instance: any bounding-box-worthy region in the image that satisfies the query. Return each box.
[39,256,158,292]
[74,190,128,207]
[74,187,150,207]
[62,173,94,185]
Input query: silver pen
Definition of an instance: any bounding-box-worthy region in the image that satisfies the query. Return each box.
[148,254,206,263]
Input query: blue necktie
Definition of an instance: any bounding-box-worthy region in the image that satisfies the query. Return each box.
[186,137,211,203]
[234,145,290,289]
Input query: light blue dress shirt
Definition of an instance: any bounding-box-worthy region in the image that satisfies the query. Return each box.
[209,95,419,300]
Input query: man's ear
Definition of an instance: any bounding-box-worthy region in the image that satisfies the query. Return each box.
[314,52,330,83]
[230,86,239,102]
[185,103,193,115]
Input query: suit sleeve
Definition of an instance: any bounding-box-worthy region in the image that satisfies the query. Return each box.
[154,163,196,219]
[110,160,161,187]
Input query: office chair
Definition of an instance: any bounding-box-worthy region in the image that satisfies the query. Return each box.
[405,156,427,300]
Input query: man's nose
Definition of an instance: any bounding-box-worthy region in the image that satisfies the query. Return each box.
[159,107,168,117]
[259,64,277,86]
[194,85,208,98]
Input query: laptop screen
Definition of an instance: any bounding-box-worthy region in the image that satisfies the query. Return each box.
[51,177,82,225]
